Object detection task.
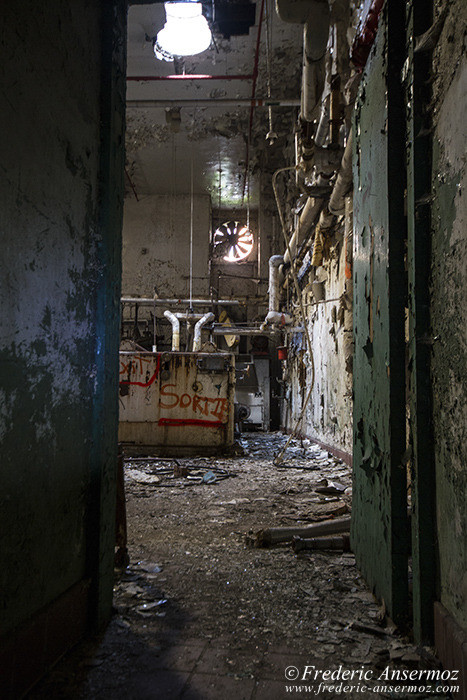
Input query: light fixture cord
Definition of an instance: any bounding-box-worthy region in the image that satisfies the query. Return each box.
[246,168,250,231]
[265,0,273,135]
[171,134,176,239]
[218,140,222,212]
[189,138,194,310]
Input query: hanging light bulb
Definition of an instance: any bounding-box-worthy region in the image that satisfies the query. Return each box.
[154,2,212,61]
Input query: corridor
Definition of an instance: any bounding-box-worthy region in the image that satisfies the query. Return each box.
[1,0,466,698]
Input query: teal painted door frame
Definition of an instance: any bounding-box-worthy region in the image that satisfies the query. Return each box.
[351,0,409,627]
[405,0,437,643]
[87,0,127,631]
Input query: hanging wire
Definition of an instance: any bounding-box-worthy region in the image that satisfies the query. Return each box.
[190,151,194,310]
[272,166,316,466]
[189,112,196,311]
[218,139,222,212]
[264,0,276,144]
[246,167,250,231]
[171,133,176,240]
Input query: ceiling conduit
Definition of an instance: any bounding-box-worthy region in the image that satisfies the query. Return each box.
[276,0,331,265]
[127,74,254,81]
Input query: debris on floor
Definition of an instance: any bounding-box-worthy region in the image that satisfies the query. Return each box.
[29,433,446,700]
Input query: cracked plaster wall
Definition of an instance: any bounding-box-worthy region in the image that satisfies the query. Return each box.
[285,223,353,456]
[122,194,211,300]
[431,0,467,630]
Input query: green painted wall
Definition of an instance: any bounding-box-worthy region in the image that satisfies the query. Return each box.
[0,1,126,637]
[351,2,408,625]
[430,0,467,629]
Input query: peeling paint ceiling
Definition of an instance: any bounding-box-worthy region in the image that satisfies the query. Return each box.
[125,2,303,209]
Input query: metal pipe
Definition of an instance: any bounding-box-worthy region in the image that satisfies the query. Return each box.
[212,326,302,335]
[163,310,180,351]
[314,96,330,147]
[242,0,266,201]
[127,74,254,81]
[193,312,215,352]
[212,327,277,336]
[329,74,341,145]
[121,297,241,306]
[268,255,284,312]
[301,3,330,123]
[175,312,205,320]
[283,196,322,265]
[126,98,300,108]
[261,311,293,329]
[328,130,353,215]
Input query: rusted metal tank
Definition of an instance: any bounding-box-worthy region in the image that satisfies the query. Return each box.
[118,351,235,455]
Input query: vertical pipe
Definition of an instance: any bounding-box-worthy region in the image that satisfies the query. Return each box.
[193,312,215,352]
[329,73,341,145]
[164,310,180,351]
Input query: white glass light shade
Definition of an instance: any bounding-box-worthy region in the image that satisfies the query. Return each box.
[155,3,212,60]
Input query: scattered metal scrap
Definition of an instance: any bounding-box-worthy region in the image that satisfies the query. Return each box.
[248,514,351,547]
[124,457,237,487]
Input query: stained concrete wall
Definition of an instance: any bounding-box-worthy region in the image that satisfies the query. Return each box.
[0,0,125,663]
[122,194,211,298]
[285,217,353,458]
[431,0,467,630]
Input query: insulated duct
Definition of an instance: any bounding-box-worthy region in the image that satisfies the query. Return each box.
[164,310,180,351]
[268,255,285,312]
[328,130,353,215]
[193,312,215,352]
[276,0,330,122]
[262,255,293,328]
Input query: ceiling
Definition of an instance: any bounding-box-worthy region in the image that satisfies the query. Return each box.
[125,1,304,209]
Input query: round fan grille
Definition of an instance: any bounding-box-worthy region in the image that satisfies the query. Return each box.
[213,221,254,262]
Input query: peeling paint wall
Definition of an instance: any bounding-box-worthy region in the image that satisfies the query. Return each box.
[0,0,125,646]
[431,0,467,630]
[122,194,211,298]
[285,224,353,456]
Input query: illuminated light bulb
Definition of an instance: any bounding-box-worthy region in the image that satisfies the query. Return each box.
[155,2,212,61]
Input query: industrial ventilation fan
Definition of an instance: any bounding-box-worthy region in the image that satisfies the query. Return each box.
[213,221,254,262]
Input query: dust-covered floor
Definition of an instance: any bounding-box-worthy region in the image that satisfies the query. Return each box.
[29,433,448,700]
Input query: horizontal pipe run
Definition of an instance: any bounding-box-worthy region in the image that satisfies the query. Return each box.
[121,297,241,306]
[212,327,278,336]
[127,74,253,81]
[126,98,300,108]
[175,312,205,320]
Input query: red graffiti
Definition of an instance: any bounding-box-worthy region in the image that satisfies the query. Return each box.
[159,383,229,422]
[158,418,223,428]
[119,354,161,387]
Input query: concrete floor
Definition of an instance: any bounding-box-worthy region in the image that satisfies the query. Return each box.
[28,434,446,699]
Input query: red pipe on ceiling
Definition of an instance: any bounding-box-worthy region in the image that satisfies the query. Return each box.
[127,74,254,81]
[242,0,266,202]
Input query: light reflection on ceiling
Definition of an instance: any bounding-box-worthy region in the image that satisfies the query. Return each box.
[125,3,302,210]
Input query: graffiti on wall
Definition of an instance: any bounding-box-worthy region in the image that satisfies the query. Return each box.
[159,383,229,427]
[119,354,161,387]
